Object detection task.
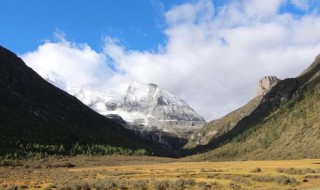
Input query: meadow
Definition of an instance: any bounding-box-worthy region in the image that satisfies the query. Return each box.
[1,156,320,190]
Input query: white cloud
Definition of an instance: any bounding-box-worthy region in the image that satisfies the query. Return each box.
[291,0,310,10]
[243,0,284,19]
[165,0,214,25]
[22,36,113,90]
[22,0,320,120]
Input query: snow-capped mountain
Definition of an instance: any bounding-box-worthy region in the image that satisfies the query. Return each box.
[103,82,206,132]
[41,72,205,133]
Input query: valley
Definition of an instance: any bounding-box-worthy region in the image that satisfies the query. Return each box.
[1,156,320,190]
[2,2,320,188]
[2,0,320,189]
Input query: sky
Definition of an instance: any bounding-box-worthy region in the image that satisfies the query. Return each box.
[1,0,320,120]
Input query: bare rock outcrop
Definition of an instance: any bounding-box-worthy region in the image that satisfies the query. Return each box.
[256,76,280,96]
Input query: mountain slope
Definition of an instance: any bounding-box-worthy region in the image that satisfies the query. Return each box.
[187,55,320,160]
[105,82,205,132]
[185,96,262,149]
[42,76,206,133]
[185,76,279,149]
[0,46,153,156]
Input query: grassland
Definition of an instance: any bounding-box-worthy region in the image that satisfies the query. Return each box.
[1,156,320,190]
[187,86,320,161]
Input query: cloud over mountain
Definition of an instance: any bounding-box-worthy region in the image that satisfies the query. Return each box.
[22,0,320,120]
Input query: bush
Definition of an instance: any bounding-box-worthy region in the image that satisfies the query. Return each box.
[152,179,169,190]
[169,179,185,190]
[200,168,222,172]
[274,176,296,185]
[229,182,241,190]
[250,167,262,173]
[131,180,148,190]
[210,181,219,188]
[252,175,274,183]
[276,167,319,175]
[252,175,297,185]
[184,178,196,186]
[197,181,206,189]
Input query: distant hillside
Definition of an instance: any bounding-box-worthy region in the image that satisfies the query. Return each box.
[185,96,262,149]
[185,76,279,149]
[187,54,320,161]
[0,46,155,157]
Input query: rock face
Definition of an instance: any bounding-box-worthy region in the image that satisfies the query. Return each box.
[103,82,206,132]
[256,76,280,96]
[38,72,206,133]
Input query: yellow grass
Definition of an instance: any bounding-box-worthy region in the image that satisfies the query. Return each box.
[1,156,320,189]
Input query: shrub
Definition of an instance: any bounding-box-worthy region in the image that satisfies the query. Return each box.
[252,175,274,183]
[197,181,206,189]
[200,168,222,172]
[169,178,185,190]
[184,178,196,186]
[131,180,148,190]
[274,176,296,185]
[152,179,169,190]
[210,181,219,188]
[276,167,320,175]
[250,167,262,173]
[229,182,241,190]
[252,175,297,185]
[231,177,251,185]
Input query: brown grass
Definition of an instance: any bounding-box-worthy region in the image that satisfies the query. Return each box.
[1,156,320,189]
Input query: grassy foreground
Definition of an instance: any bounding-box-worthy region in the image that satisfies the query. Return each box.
[1,156,320,190]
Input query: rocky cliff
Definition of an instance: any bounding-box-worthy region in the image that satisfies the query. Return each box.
[103,82,206,132]
[256,76,280,96]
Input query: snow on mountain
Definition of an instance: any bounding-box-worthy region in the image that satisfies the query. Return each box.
[40,72,205,132]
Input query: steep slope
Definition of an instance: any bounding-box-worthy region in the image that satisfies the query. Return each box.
[103,82,206,132]
[0,46,154,156]
[187,55,320,160]
[185,76,279,149]
[185,96,262,149]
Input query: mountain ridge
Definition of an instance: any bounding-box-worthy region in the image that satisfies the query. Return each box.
[40,73,206,133]
[185,53,320,160]
[0,46,160,156]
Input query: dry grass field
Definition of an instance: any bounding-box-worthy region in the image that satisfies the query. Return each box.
[1,156,320,190]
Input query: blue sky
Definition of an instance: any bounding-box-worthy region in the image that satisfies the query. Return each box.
[1,0,318,53]
[2,0,199,54]
[3,0,320,119]
[0,0,192,54]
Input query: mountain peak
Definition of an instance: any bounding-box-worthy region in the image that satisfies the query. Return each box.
[129,81,158,88]
[41,75,205,133]
[112,81,206,131]
[256,76,280,96]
